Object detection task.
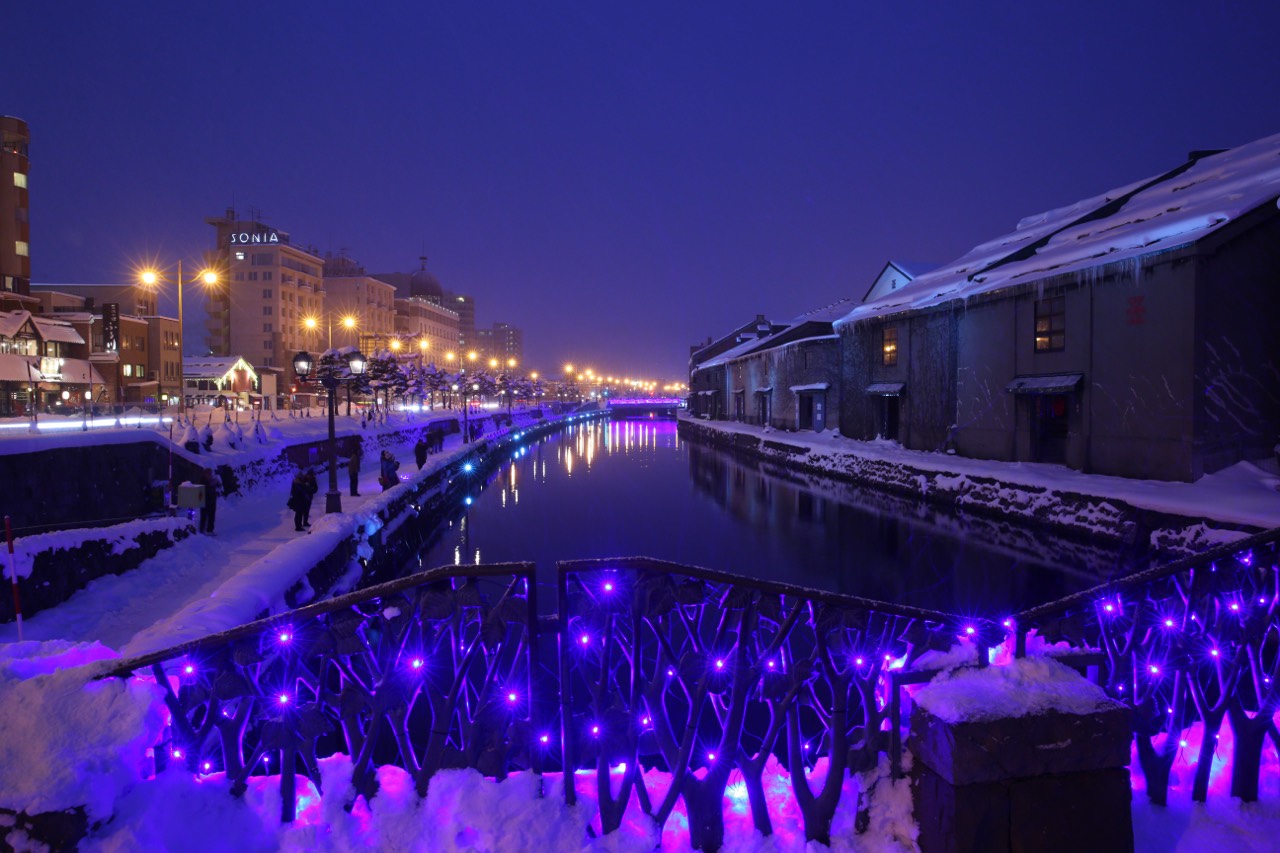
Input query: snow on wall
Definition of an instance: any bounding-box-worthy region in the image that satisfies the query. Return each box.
[8,516,195,580]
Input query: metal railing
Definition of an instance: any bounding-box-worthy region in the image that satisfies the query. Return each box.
[556,556,989,849]
[1012,527,1280,805]
[101,562,539,824]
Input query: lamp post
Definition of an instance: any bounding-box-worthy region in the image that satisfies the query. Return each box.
[140,263,219,415]
[293,348,367,514]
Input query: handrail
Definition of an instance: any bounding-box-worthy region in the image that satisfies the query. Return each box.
[97,561,535,679]
[1013,525,1280,625]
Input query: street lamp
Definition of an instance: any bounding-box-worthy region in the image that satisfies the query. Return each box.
[451,378,482,443]
[139,263,219,414]
[293,348,367,514]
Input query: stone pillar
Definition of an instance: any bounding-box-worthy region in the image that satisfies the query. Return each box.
[909,668,1133,853]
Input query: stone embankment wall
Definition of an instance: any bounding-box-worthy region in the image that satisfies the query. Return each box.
[677,419,1256,552]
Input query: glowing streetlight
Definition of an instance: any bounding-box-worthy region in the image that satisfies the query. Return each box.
[138,262,219,414]
[467,351,478,363]
[488,358,498,369]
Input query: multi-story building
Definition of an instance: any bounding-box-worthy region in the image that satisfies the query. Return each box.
[394,296,460,361]
[1,117,36,313]
[205,210,326,384]
[474,321,524,367]
[322,255,397,351]
[30,286,186,404]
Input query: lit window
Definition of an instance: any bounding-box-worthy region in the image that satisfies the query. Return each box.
[882,326,898,367]
[1034,297,1066,352]
[123,364,133,377]
[234,251,246,261]
[14,241,28,257]
[13,172,26,189]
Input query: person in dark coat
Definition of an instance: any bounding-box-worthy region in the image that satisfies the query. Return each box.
[289,468,318,531]
[414,436,428,470]
[200,468,219,534]
[348,442,363,497]
[380,450,400,490]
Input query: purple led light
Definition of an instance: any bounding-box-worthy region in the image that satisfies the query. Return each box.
[183,664,195,675]
[707,752,716,762]
[641,715,651,726]
[539,734,549,744]
[1148,664,1160,676]
[278,631,292,643]
[666,668,674,677]
[591,725,600,736]
[580,634,590,645]
[1230,603,1240,612]
[1103,603,1114,613]
[202,761,211,771]
[278,693,290,705]
[854,657,864,666]
[1164,619,1175,628]
[766,660,776,669]
[172,748,184,759]
[603,582,614,593]
[411,658,424,670]
[1179,739,1188,748]
[1210,649,1220,657]
[964,626,976,636]
[1002,619,1011,628]
[714,659,724,670]
[507,692,517,703]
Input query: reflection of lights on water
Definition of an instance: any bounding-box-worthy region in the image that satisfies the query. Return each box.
[454,546,462,565]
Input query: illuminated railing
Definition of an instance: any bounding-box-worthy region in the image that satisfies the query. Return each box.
[99,562,540,824]
[1012,527,1280,805]
[557,557,986,849]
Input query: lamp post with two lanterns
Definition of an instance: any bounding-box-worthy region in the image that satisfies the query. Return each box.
[292,348,367,514]
[451,377,481,443]
[139,262,220,415]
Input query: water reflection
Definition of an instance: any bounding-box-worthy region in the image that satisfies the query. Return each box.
[413,419,1134,614]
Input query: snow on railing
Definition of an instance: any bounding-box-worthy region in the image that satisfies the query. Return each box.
[1011,526,1280,806]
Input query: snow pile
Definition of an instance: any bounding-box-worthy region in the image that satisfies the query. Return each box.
[913,655,1119,723]
[76,753,918,852]
[9,516,195,579]
[0,642,165,821]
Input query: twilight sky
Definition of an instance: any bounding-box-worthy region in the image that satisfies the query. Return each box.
[8,2,1279,378]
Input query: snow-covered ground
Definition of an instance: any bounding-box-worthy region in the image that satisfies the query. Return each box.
[681,415,1280,531]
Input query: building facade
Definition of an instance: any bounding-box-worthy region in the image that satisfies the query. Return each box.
[474,321,524,366]
[0,117,35,313]
[835,133,1280,482]
[394,296,460,359]
[322,256,397,352]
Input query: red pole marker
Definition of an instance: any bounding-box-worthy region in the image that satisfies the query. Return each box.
[4,516,22,642]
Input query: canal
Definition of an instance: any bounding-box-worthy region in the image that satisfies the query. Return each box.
[415,417,1134,615]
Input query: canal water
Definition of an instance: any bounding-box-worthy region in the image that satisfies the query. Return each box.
[414,418,1133,615]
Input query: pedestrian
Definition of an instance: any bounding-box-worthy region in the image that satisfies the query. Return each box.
[302,468,318,527]
[348,441,363,497]
[289,467,317,532]
[414,436,428,470]
[200,468,219,534]
[380,449,400,491]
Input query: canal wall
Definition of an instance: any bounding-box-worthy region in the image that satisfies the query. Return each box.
[677,418,1257,554]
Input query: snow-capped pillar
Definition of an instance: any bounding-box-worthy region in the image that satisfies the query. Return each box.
[907,657,1132,853]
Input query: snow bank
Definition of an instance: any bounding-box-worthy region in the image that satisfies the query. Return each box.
[9,516,194,580]
[0,643,165,821]
[913,655,1119,724]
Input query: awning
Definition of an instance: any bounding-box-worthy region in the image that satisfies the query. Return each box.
[1006,373,1084,395]
[865,382,905,396]
[31,319,85,345]
[755,386,773,394]
[790,382,830,393]
[698,389,719,396]
[0,354,39,383]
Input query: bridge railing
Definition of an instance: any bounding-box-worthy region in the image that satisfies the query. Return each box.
[1011,527,1280,806]
[99,561,540,824]
[556,556,992,849]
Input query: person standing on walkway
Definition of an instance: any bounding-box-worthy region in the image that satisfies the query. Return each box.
[200,468,219,534]
[348,442,363,497]
[301,469,318,527]
[380,450,400,490]
[414,436,428,470]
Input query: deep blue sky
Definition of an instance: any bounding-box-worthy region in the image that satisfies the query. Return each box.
[9,2,1279,378]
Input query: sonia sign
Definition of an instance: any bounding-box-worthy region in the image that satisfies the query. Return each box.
[229,231,280,245]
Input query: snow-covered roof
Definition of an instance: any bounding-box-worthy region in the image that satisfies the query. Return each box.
[31,317,85,345]
[0,354,40,383]
[788,298,856,325]
[0,311,35,340]
[838,131,1280,326]
[790,382,830,392]
[183,357,257,381]
[693,334,777,371]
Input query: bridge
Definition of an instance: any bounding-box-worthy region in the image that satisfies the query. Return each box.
[605,396,682,418]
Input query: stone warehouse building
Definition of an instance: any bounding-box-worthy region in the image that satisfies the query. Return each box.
[690,131,1280,483]
[835,132,1280,482]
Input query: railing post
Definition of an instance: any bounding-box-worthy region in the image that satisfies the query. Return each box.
[558,565,575,806]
